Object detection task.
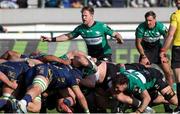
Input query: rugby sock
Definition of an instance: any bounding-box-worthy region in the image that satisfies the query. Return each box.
[164,104,173,112]
[63,98,71,107]
[2,93,11,100]
[21,94,32,106]
[0,99,7,108]
[177,83,180,107]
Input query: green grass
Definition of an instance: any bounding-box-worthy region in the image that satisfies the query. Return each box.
[46,104,167,113]
[152,104,165,113]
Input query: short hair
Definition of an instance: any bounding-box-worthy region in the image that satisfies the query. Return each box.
[81,6,94,15]
[112,73,129,88]
[144,11,156,19]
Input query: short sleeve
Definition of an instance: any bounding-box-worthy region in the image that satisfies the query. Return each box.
[170,13,178,28]
[69,26,81,38]
[135,24,144,39]
[103,23,114,36]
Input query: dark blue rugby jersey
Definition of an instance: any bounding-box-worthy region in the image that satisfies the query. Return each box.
[49,64,82,89]
[24,63,52,87]
[0,61,30,80]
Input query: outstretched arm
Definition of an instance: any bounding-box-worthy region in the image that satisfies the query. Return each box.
[41,33,73,42]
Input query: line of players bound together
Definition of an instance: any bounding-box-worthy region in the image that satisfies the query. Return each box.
[0,49,178,113]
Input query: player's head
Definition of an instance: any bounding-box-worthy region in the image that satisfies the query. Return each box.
[175,0,180,9]
[81,6,94,25]
[144,11,156,29]
[112,73,128,94]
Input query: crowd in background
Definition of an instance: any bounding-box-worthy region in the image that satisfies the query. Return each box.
[0,0,176,9]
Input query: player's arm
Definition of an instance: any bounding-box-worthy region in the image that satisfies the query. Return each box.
[41,55,71,65]
[71,85,90,113]
[161,13,177,53]
[160,24,176,62]
[136,38,150,65]
[41,33,73,42]
[0,25,7,33]
[0,72,17,89]
[112,32,124,44]
[114,92,134,104]
[0,50,21,60]
[135,38,146,57]
[161,25,177,52]
[136,90,151,113]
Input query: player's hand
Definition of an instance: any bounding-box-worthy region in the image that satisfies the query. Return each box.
[160,51,166,58]
[11,80,18,90]
[140,56,150,66]
[41,35,51,42]
[116,38,124,44]
[160,52,168,63]
[60,59,71,65]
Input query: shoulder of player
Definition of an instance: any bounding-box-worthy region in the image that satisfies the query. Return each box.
[155,21,166,28]
[95,21,107,26]
[171,10,179,17]
[137,22,146,29]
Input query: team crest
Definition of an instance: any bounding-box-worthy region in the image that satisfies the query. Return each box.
[37,66,45,74]
[57,77,65,83]
[8,71,16,79]
[134,86,142,94]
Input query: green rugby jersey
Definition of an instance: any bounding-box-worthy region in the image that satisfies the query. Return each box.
[136,21,167,47]
[70,21,114,57]
[119,68,156,95]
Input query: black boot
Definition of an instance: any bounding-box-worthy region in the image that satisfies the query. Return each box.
[173,106,180,114]
[164,104,173,113]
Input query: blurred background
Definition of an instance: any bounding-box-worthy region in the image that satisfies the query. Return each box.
[0,0,176,63]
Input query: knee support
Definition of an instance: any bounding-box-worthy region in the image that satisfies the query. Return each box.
[33,77,48,92]
[164,89,175,101]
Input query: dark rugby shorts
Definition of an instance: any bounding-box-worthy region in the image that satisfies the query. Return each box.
[171,46,180,68]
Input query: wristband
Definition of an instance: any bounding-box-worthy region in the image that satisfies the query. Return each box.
[140,54,146,58]
[160,48,166,52]
[51,37,56,42]
[24,57,29,62]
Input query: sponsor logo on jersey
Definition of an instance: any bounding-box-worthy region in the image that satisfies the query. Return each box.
[84,37,102,45]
